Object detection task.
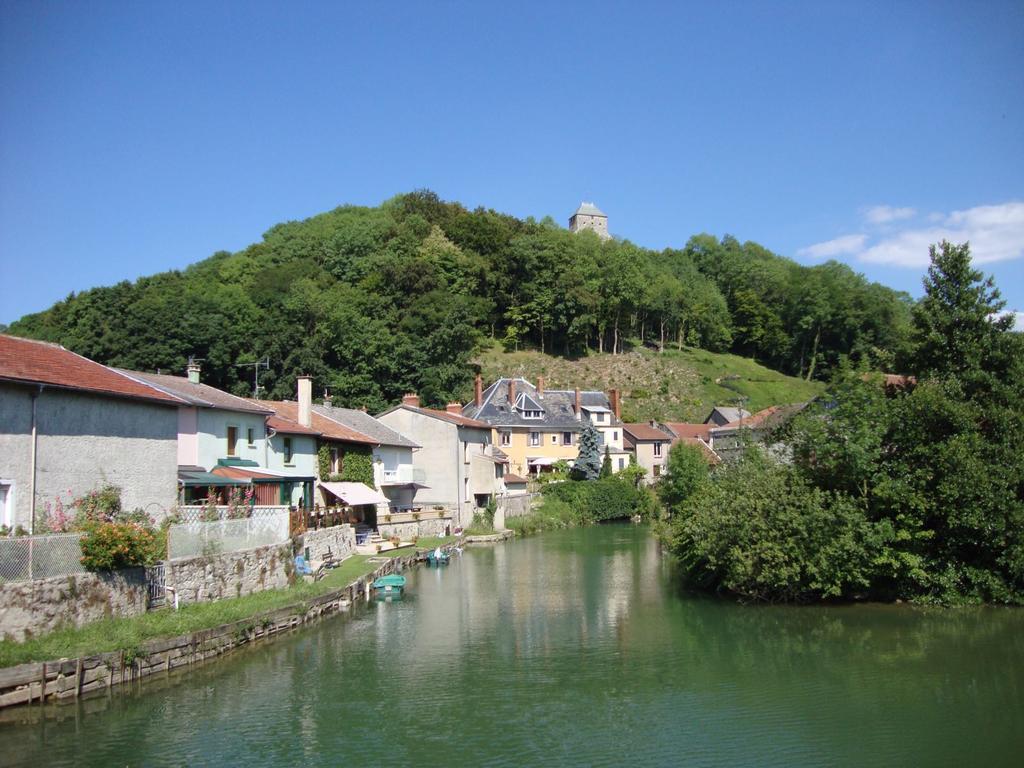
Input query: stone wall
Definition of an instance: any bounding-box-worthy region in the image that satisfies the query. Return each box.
[378,516,451,541]
[165,542,292,604]
[301,525,355,564]
[0,569,147,643]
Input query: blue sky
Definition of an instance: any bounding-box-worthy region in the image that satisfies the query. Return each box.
[2,1,1022,326]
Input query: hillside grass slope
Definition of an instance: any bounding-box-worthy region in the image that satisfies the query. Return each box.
[474,341,824,423]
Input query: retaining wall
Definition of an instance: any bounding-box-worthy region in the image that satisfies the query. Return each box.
[301,525,355,564]
[165,542,292,605]
[378,516,450,540]
[0,569,147,643]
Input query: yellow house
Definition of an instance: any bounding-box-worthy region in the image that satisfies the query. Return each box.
[462,375,626,477]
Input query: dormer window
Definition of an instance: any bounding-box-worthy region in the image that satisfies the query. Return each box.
[514,392,545,419]
[522,409,543,419]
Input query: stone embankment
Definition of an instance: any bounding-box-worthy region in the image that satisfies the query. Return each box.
[0,544,456,712]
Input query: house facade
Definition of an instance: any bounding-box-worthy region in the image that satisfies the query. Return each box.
[461,375,627,478]
[0,335,181,531]
[377,394,506,527]
[122,365,316,508]
[622,422,674,483]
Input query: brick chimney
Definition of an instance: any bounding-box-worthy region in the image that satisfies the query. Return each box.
[474,373,483,408]
[446,402,462,414]
[297,376,312,427]
[186,360,201,384]
[574,388,581,419]
[537,376,545,397]
[402,393,420,408]
[609,388,621,420]
[507,379,517,407]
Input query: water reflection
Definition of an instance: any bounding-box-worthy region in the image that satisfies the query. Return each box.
[3,524,1022,767]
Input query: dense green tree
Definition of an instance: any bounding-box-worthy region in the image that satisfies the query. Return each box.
[658,442,710,512]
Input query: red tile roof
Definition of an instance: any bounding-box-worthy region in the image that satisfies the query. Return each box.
[265,413,321,436]
[662,422,712,441]
[0,335,184,405]
[259,400,377,445]
[712,403,806,432]
[120,370,272,414]
[622,423,673,441]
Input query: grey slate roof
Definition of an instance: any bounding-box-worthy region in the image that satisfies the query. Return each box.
[117,369,272,415]
[462,378,619,430]
[705,406,751,426]
[312,404,419,448]
[573,201,607,218]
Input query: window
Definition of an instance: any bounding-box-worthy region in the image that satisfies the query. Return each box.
[618,458,625,470]
[227,426,238,456]
[654,442,663,457]
[551,434,558,445]
[596,412,606,423]
[495,463,505,479]
[562,432,572,446]
[529,432,540,447]
[283,437,293,464]
[247,427,255,447]
[0,482,12,528]
[500,431,511,447]
[522,409,543,419]
[613,431,618,442]
[653,464,662,477]
[330,447,341,473]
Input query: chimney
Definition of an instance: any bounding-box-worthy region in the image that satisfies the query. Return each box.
[322,389,332,409]
[186,360,201,384]
[297,376,312,427]
[537,376,545,397]
[649,419,657,428]
[474,374,483,408]
[446,402,462,414]
[574,388,581,419]
[402,393,420,408]
[609,388,621,420]
[507,379,517,407]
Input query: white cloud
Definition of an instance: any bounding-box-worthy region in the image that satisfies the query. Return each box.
[798,201,1024,269]
[994,310,1024,331]
[864,205,916,225]
[797,233,867,260]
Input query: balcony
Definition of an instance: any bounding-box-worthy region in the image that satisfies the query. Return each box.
[380,466,428,486]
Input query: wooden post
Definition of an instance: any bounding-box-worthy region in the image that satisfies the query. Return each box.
[39,662,46,704]
[75,658,83,698]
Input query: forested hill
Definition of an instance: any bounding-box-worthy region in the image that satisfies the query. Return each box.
[8,191,913,411]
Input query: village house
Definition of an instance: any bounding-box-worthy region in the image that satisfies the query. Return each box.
[0,335,181,531]
[660,422,720,464]
[120,364,317,508]
[622,422,674,483]
[254,379,420,517]
[377,393,508,528]
[707,404,806,461]
[461,375,627,477]
[704,406,752,427]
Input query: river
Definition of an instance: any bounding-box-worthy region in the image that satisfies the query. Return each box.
[2,524,1022,766]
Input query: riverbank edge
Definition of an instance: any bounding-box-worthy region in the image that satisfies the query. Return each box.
[0,543,461,712]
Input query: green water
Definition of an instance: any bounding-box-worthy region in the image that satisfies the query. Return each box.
[2,525,1022,767]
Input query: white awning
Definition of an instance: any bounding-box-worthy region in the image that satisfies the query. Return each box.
[528,457,560,467]
[319,482,389,506]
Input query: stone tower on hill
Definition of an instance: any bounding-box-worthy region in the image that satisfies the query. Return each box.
[569,202,610,240]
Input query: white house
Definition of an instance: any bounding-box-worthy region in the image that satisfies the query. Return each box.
[0,335,181,531]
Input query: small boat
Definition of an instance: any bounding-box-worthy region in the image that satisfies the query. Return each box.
[372,574,406,595]
[426,548,450,566]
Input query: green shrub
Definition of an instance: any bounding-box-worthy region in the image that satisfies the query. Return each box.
[541,477,647,523]
[79,521,159,571]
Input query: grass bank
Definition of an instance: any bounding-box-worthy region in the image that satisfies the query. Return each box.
[0,538,456,669]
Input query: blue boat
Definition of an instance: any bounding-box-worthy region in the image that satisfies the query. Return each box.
[372,574,406,595]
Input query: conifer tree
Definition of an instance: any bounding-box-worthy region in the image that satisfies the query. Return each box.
[600,446,613,478]
[572,420,602,481]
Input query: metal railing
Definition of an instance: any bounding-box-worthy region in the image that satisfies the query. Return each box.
[0,533,85,583]
[167,510,290,561]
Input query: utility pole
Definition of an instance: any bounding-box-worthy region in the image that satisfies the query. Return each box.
[236,358,270,398]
